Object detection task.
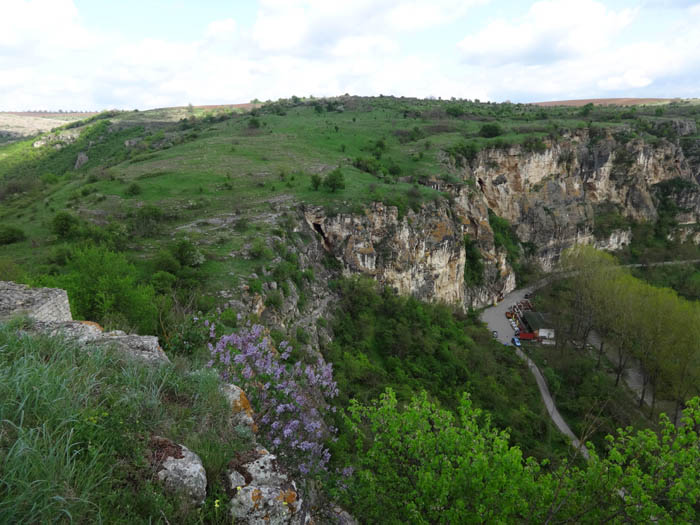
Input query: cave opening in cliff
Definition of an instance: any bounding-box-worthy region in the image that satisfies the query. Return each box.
[312,223,331,250]
[478,178,485,192]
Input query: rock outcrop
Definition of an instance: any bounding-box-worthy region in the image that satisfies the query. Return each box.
[305,130,700,309]
[0,281,169,364]
[151,436,207,506]
[227,448,305,525]
[0,281,72,322]
[222,383,257,432]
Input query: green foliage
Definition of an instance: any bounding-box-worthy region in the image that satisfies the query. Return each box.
[171,238,204,267]
[447,140,480,166]
[264,290,283,309]
[488,210,521,266]
[592,203,631,239]
[322,168,345,192]
[38,245,157,334]
[479,122,503,138]
[326,277,549,457]
[522,135,547,153]
[0,225,26,245]
[51,211,80,239]
[131,204,166,237]
[151,270,177,293]
[125,182,142,196]
[338,387,700,524]
[152,249,181,274]
[463,235,484,286]
[249,239,273,260]
[338,389,536,523]
[310,173,321,190]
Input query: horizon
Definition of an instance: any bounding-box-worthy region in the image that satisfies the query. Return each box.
[2,0,700,111]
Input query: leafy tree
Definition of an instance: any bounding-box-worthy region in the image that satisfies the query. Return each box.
[323,168,345,192]
[40,245,157,334]
[580,102,594,116]
[51,212,80,239]
[479,123,503,138]
[339,389,541,524]
[310,173,322,191]
[339,389,700,523]
[125,183,142,196]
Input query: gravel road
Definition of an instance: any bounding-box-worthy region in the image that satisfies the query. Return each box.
[480,280,590,460]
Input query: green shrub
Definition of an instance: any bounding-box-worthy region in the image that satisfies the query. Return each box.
[51,211,80,239]
[152,249,181,274]
[322,168,345,192]
[151,271,177,293]
[479,123,503,138]
[0,225,26,245]
[463,235,484,286]
[172,239,204,267]
[131,205,165,237]
[40,245,158,334]
[248,278,263,294]
[125,182,142,196]
[249,239,273,260]
[264,290,283,309]
[522,136,547,153]
[488,210,521,266]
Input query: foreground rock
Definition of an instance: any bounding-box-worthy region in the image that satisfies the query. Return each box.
[0,281,169,364]
[227,448,306,524]
[151,436,207,506]
[221,383,257,432]
[0,281,73,323]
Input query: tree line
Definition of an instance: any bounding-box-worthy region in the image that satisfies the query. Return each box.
[554,245,700,422]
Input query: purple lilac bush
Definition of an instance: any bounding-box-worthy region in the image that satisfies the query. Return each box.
[206,318,339,476]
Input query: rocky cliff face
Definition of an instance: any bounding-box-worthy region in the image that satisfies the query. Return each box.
[305,129,700,309]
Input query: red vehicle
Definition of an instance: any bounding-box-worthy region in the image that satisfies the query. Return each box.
[517,332,537,341]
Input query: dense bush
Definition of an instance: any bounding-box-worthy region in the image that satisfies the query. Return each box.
[336,387,700,524]
[125,182,142,196]
[51,211,80,239]
[38,245,158,334]
[0,225,26,245]
[479,122,503,138]
[322,168,345,192]
[447,141,480,167]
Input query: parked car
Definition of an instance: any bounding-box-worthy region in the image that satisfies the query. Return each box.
[512,336,522,347]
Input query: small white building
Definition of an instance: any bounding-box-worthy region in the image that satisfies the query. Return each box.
[538,328,555,340]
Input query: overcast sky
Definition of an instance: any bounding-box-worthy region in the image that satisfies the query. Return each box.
[1,0,699,110]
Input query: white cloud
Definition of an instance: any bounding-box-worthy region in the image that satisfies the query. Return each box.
[0,0,699,110]
[205,18,237,40]
[458,0,636,66]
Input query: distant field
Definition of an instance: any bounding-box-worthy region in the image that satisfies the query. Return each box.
[0,112,97,139]
[4,111,98,119]
[532,97,676,107]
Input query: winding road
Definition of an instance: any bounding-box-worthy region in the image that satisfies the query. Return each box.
[479,258,700,459]
[480,282,591,460]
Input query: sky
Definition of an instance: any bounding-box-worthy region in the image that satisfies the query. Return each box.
[1,0,699,110]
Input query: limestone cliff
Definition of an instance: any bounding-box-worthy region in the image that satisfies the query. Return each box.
[305,128,700,309]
